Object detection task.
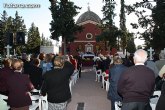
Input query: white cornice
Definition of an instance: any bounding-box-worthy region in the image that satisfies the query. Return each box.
[62,40,96,43]
[77,20,101,26]
[74,40,96,43]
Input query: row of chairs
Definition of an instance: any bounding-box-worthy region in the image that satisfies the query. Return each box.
[115,90,161,110]
[70,70,79,95]
[0,89,48,110]
[0,70,79,110]
[95,68,110,92]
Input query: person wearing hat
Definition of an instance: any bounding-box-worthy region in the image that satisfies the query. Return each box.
[41,56,74,110]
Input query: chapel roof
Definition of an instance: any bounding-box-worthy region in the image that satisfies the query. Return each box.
[76,7,101,24]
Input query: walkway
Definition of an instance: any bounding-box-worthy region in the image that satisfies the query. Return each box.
[67,67,111,110]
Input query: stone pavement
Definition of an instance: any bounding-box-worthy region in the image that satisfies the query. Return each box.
[67,67,111,110]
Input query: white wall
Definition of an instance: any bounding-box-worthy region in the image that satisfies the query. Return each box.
[40,46,59,54]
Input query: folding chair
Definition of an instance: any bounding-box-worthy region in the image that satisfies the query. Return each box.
[150,90,161,110]
[115,101,122,110]
[30,95,41,110]
[95,69,102,82]
[102,72,109,90]
[41,95,48,110]
[0,94,10,110]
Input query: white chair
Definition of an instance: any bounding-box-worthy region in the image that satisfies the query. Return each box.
[115,101,122,110]
[101,72,109,90]
[30,95,41,110]
[0,94,10,110]
[93,65,96,71]
[95,69,102,82]
[41,95,48,110]
[150,90,161,110]
[71,70,79,85]
[69,80,73,95]
[105,80,110,92]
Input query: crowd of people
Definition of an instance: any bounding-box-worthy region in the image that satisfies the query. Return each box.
[94,49,165,110]
[0,53,82,110]
[0,49,165,110]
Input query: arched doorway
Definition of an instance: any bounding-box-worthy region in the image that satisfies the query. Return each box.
[85,43,93,53]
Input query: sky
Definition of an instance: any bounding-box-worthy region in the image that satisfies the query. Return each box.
[0,0,151,47]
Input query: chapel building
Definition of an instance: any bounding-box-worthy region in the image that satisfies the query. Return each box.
[62,7,107,56]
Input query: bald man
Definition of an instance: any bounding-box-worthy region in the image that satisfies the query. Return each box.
[117,49,155,110]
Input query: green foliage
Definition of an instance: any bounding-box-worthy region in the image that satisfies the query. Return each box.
[13,11,26,33]
[96,26,120,48]
[119,0,127,53]
[26,23,41,54]
[97,0,119,49]
[126,33,136,53]
[49,1,82,41]
[151,0,165,50]
[120,0,126,31]
[102,0,116,26]
[49,0,82,54]
[125,0,165,51]
[0,10,27,55]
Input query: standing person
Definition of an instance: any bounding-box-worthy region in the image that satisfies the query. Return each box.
[107,56,127,110]
[155,52,165,71]
[6,59,34,110]
[75,55,82,78]
[117,49,155,110]
[41,56,74,110]
[42,54,53,74]
[145,59,159,78]
[156,74,165,110]
[28,58,43,90]
[0,58,13,95]
[69,55,77,70]
[155,65,165,90]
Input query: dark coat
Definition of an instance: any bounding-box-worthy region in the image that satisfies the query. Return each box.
[6,72,34,108]
[41,63,74,103]
[118,65,155,103]
[28,65,43,89]
[108,64,127,101]
[156,82,165,110]
[0,67,13,92]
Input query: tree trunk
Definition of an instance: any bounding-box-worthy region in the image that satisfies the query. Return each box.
[63,37,67,55]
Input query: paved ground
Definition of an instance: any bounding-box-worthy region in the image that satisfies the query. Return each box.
[67,67,111,110]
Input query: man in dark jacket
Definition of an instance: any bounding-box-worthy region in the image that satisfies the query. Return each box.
[117,49,155,110]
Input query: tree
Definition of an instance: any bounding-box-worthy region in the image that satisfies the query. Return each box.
[151,0,165,51]
[12,11,27,55]
[0,10,8,54]
[26,23,41,54]
[0,10,27,55]
[126,33,136,53]
[41,33,46,46]
[97,0,120,50]
[13,11,26,33]
[49,0,82,55]
[119,0,128,53]
[125,0,165,52]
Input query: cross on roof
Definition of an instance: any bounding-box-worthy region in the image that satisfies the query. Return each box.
[87,2,90,11]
